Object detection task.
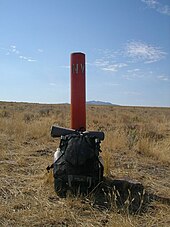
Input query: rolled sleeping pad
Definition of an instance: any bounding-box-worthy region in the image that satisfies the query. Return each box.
[83,131,105,141]
[51,125,75,137]
[51,125,104,141]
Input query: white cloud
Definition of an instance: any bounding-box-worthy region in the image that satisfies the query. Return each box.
[27,58,37,62]
[2,44,37,63]
[19,55,36,62]
[125,41,166,63]
[141,0,158,8]
[95,59,110,67]
[6,45,20,55]
[94,50,127,72]
[102,63,127,72]
[49,83,57,86]
[105,83,120,86]
[127,68,140,73]
[125,69,143,79]
[157,75,169,81]
[123,68,146,80]
[92,41,167,79]
[10,45,16,49]
[159,5,170,16]
[123,74,144,80]
[37,48,44,53]
[19,55,27,60]
[141,0,170,16]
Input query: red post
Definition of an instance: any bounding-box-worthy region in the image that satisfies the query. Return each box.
[71,52,86,131]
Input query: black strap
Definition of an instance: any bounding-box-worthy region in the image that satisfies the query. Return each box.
[46,163,54,172]
[46,149,65,172]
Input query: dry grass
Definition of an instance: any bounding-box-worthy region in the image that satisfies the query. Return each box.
[0,101,170,226]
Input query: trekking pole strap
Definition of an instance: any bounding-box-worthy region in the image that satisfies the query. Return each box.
[46,163,54,172]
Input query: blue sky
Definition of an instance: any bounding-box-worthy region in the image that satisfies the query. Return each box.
[0,0,170,107]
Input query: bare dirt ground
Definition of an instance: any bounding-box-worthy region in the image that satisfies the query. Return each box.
[0,102,170,226]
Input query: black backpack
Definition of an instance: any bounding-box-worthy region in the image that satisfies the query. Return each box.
[53,132,104,197]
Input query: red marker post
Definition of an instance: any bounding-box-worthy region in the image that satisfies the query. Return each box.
[71,52,86,131]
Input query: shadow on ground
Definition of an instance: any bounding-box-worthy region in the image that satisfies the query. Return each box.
[89,177,170,214]
[51,176,170,215]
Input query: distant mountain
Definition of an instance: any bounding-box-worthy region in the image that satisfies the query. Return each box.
[87,100,119,106]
